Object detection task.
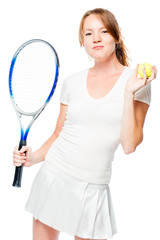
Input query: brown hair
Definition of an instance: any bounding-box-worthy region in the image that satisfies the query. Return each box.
[79,8,130,66]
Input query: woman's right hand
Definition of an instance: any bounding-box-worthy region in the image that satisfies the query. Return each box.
[13,146,35,167]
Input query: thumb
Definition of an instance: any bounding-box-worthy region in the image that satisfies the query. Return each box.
[133,64,139,76]
[19,146,30,154]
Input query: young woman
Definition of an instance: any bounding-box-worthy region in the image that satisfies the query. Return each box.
[13,8,157,240]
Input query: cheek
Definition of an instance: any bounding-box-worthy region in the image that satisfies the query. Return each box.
[108,37,116,46]
[83,40,93,53]
[110,42,116,51]
[104,38,116,51]
[84,38,91,47]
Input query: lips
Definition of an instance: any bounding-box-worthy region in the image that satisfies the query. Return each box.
[93,46,104,50]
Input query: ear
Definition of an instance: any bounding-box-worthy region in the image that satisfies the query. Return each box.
[115,38,121,44]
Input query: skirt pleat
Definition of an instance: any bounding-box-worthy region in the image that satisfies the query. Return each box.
[25,160,117,239]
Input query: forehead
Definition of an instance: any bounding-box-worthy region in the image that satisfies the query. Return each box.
[83,14,105,30]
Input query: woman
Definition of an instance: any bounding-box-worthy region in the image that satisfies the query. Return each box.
[13,8,157,240]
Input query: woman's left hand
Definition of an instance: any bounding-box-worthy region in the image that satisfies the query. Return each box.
[125,64,157,96]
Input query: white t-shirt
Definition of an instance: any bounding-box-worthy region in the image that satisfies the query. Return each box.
[45,66,151,184]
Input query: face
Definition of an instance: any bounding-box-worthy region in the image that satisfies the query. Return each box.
[83,14,117,62]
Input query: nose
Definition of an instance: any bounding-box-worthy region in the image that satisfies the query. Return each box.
[93,33,102,43]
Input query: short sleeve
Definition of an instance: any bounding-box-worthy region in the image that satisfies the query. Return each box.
[134,82,151,106]
[59,77,71,105]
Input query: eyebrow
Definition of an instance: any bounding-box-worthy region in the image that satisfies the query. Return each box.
[84,27,107,31]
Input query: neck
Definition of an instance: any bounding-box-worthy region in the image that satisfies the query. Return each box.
[92,52,124,76]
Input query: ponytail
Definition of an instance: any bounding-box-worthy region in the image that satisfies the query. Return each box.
[115,39,130,67]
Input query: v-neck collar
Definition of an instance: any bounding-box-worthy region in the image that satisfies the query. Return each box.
[84,66,128,103]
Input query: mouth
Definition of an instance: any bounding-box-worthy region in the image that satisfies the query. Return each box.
[92,46,104,50]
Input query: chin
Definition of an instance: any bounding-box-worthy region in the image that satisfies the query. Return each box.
[94,56,109,63]
[94,51,116,63]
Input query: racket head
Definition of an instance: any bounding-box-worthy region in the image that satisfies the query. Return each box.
[9,39,59,116]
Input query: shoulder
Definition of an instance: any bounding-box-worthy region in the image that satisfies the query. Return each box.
[65,68,88,82]
[121,66,136,85]
[125,66,135,77]
[62,68,88,88]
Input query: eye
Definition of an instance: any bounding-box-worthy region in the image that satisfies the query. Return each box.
[85,32,92,36]
[102,30,108,34]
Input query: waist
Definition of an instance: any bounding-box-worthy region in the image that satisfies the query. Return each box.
[44,156,112,185]
[47,135,114,172]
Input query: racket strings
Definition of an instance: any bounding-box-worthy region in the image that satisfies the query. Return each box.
[11,42,57,113]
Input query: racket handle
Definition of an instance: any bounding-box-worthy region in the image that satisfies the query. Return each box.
[12,140,27,187]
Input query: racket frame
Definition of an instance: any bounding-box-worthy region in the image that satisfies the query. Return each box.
[9,39,59,187]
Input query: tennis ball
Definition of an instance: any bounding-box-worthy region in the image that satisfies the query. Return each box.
[138,63,152,78]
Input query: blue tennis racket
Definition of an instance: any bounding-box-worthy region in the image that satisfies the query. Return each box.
[9,39,59,188]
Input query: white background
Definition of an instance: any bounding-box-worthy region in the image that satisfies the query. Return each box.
[0,0,160,239]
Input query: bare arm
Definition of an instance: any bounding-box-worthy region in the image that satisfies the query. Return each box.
[120,64,157,154]
[13,103,68,167]
[120,92,149,154]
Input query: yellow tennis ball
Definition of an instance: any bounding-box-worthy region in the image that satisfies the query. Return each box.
[138,63,152,78]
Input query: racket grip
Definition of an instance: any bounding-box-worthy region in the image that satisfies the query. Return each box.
[12,140,27,187]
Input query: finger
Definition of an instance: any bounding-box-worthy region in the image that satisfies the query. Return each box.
[13,147,26,156]
[13,153,26,161]
[14,146,19,151]
[148,66,156,81]
[151,65,157,78]
[13,162,24,167]
[13,158,26,166]
[13,150,25,157]
[13,146,19,154]
[13,158,26,164]
[154,65,158,76]
[149,68,155,80]
[142,66,147,83]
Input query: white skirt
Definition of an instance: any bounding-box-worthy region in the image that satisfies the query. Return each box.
[25,160,118,239]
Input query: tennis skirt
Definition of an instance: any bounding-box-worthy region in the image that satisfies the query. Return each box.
[25,160,118,239]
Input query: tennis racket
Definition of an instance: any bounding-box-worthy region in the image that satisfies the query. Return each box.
[9,39,59,188]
